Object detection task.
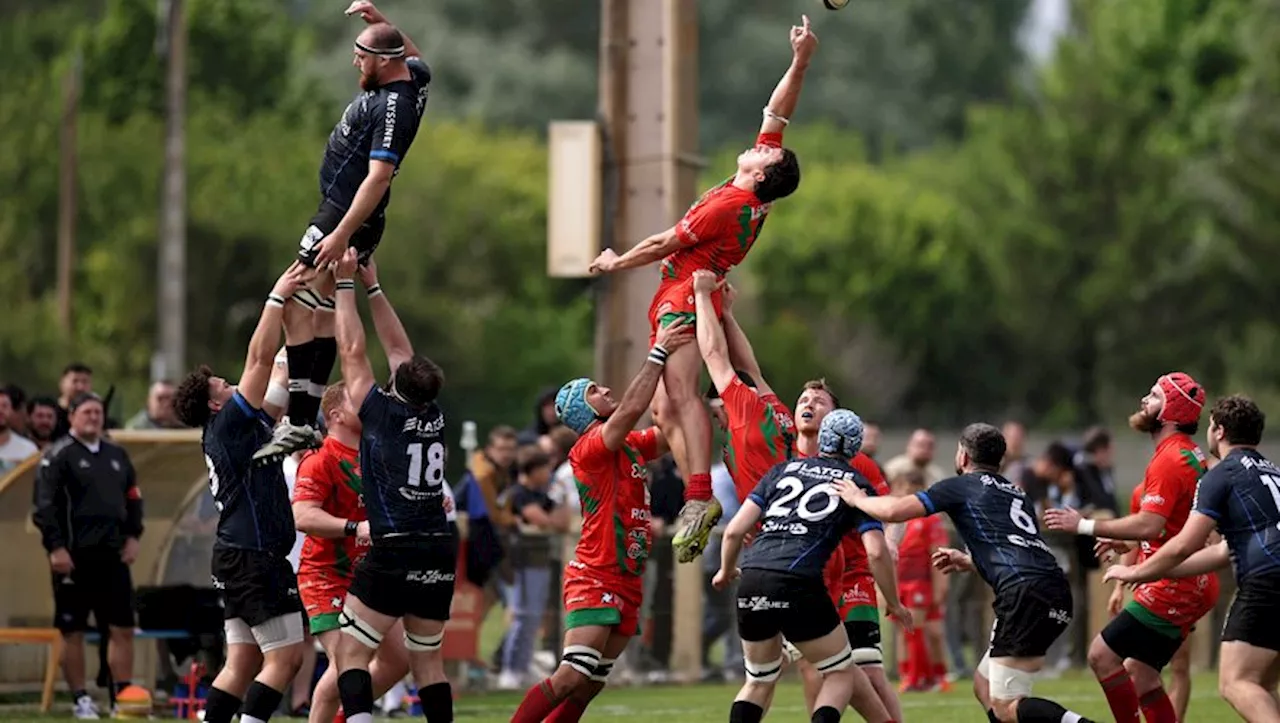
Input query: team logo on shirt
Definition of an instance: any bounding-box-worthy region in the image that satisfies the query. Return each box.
[626,528,649,561]
[739,596,789,612]
[406,569,456,585]
[1048,608,1071,624]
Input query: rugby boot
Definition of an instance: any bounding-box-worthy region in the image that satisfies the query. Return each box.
[252,420,322,466]
[672,496,723,563]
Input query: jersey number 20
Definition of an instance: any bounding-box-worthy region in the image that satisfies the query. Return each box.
[766,477,839,522]
[406,442,446,487]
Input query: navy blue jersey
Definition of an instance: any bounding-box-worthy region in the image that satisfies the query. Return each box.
[203,393,295,556]
[1194,448,1280,581]
[359,385,450,538]
[916,472,1064,595]
[319,58,430,216]
[741,456,882,577]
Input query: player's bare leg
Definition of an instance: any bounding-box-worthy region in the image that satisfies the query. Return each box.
[793,628,888,723]
[862,665,904,723]
[733,635,787,723]
[1091,632,1174,723]
[310,622,410,723]
[981,654,1097,723]
[665,341,721,562]
[205,626,305,723]
[256,271,331,463]
[1168,637,1192,721]
[511,625,623,723]
[1219,641,1280,722]
[401,615,452,723]
[336,597,448,723]
[541,631,629,723]
[651,382,688,473]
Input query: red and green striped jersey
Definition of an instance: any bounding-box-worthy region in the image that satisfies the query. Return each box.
[569,426,661,579]
[293,437,366,580]
[720,377,796,502]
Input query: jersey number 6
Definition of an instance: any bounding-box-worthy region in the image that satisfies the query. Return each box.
[1010,498,1037,535]
[406,441,446,487]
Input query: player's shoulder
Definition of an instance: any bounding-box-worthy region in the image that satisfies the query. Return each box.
[407,57,432,85]
[42,436,77,462]
[569,425,609,461]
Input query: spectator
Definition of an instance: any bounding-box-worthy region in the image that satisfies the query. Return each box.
[31,393,142,718]
[544,425,579,515]
[701,459,743,681]
[883,428,945,486]
[26,396,60,450]
[456,426,519,630]
[0,388,38,475]
[516,387,560,446]
[1001,420,1031,489]
[3,383,30,436]
[53,362,95,440]
[1074,425,1118,515]
[1034,441,1088,671]
[498,446,569,689]
[125,381,183,430]
[862,422,882,459]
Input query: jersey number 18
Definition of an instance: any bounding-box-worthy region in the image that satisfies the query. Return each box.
[406,442,446,487]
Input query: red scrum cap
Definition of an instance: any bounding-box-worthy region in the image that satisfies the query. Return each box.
[1157,372,1205,426]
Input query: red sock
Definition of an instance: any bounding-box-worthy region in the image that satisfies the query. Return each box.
[545,697,589,723]
[907,629,929,687]
[932,661,947,681]
[685,473,712,501]
[511,679,559,723]
[1139,687,1179,723]
[1099,671,1141,723]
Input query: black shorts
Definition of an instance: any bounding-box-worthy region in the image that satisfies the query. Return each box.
[989,575,1073,659]
[736,568,840,645]
[844,620,883,664]
[297,200,386,268]
[349,535,458,621]
[1222,574,1280,652]
[53,549,135,633]
[211,547,303,628]
[1101,608,1185,671]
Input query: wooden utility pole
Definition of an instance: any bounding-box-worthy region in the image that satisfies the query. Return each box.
[596,0,702,680]
[56,50,82,335]
[156,0,188,381]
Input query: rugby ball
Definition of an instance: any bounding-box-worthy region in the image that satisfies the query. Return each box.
[822,0,849,9]
[115,685,153,718]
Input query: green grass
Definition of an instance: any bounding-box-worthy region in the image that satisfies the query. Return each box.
[2,672,1236,722]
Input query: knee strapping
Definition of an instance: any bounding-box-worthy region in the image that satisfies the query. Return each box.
[560,645,601,677]
[339,606,383,649]
[589,657,615,683]
[404,629,444,652]
[744,656,784,683]
[813,643,854,675]
[988,661,1035,701]
[851,645,883,666]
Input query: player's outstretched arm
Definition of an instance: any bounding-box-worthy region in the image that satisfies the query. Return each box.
[692,270,735,393]
[346,1,423,60]
[588,228,681,276]
[239,263,309,409]
[836,478,927,523]
[599,319,695,451]
[1105,512,1218,585]
[719,284,773,397]
[1044,506,1166,541]
[1164,539,1229,578]
[357,259,414,373]
[759,15,818,136]
[332,249,378,401]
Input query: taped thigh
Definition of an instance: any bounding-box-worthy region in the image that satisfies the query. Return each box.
[560,645,601,677]
[252,613,306,653]
[988,661,1035,701]
[340,606,385,649]
[404,629,444,652]
[744,655,785,683]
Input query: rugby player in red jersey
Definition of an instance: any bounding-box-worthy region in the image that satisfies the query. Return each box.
[510,320,694,723]
[292,383,410,723]
[1045,373,1218,723]
[893,469,951,692]
[588,18,817,564]
[791,380,906,722]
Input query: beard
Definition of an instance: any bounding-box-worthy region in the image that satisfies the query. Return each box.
[359,69,380,91]
[1129,408,1162,434]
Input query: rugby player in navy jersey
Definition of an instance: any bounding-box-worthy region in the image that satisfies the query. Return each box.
[1107,395,1280,722]
[714,410,908,723]
[329,248,454,723]
[172,263,312,723]
[838,423,1096,723]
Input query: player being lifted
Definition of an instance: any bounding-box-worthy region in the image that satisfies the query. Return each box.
[1045,372,1217,723]
[329,248,454,723]
[1106,395,1280,723]
[714,410,900,723]
[260,0,431,462]
[588,17,817,562]
[172,264,312,723]
[510,320,694,723]
[842,423,1097,723]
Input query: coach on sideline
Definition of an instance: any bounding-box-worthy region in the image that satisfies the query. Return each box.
[32,392,143,720]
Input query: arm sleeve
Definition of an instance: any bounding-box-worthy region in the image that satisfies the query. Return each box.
[747,466,780,509]
[292,452,331,504]
[123,453,144,538]
[407,57,432,87]
[674,192,733,247]
[625,427,662,462]
[369,90,419,166]
[917,476,964,516]
[1192,466,1230,521]
[854,507,884,535]
[31,453,69,552]
[1138,456,1182,519]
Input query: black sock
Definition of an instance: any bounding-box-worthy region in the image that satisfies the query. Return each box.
[811,705,841,723]
[1016,696,1094,723]
[987,709,1001,723]
[338,669,374,718]
[729,700,765,723]
[285,341,316,424]
[201,686,243,723]
[73,688,88,701]
[308,336,338,412]
[240,681,284,723]
[418,681,453,723]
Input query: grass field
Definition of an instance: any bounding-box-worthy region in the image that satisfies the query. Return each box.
[2,672,1237,722]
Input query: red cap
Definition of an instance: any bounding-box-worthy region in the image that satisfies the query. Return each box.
[1157,372,1205,426]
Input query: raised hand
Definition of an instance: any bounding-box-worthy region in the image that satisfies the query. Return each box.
[790,15,818,61]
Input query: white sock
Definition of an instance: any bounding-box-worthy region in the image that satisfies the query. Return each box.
[1061,713,1082,723]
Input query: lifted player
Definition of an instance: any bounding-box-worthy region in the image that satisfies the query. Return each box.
[1106,395,1280,722]
[172,264,311,723]
[714,410,898,723]
[262,0,431,462]
[1045,372,1217,723]
[510,320,694,723]
[329,248,453,723]
[588,17,817,563]
[844,423,1096,723]
[292,379,410,723]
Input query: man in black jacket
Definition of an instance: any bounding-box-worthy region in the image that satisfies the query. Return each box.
[32,392,142,720]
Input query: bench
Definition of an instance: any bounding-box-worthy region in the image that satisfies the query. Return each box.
[0,628,62,713]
